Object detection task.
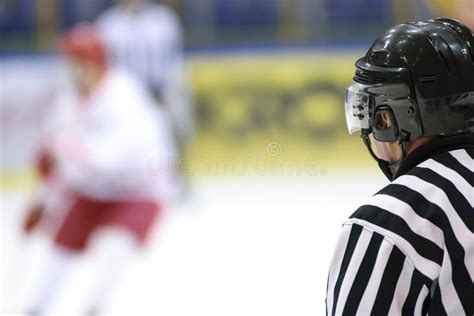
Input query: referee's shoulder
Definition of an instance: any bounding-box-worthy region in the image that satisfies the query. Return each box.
[347,146,473,245]
[404,148,473,188]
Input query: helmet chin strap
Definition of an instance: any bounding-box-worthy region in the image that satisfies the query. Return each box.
[361,131,407,181]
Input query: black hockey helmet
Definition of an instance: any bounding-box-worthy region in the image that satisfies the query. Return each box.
[344,18,474,178]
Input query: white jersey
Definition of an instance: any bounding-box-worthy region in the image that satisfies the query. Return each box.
[43,67,176,202]
[96,3,193,141]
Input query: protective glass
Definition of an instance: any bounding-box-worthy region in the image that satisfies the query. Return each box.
[344,83,371,134]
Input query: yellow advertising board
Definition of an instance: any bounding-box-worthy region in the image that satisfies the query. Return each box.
[186,52,374,176]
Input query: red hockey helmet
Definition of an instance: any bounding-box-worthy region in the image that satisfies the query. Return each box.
[61,24,107,68]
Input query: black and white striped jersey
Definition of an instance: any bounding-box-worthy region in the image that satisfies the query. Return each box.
[326,135,473,315]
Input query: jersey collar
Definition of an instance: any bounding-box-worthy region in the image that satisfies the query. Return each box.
[394,133,474,180]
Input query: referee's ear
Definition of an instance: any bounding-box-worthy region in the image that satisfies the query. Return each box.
[374,111,392,130]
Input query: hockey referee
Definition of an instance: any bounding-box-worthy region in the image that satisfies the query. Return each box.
[326,18,473,315]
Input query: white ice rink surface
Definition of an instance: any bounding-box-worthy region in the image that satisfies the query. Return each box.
[1,172,387,316]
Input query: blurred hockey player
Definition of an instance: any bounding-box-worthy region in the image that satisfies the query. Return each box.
[96,0,193,176]
[21,24,176,314]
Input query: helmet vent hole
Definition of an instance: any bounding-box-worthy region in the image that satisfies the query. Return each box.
[419,74,436,83]
[354,69,386,84]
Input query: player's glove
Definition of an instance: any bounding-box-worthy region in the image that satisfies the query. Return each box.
[36,149,55,179]
[22,203,44,235]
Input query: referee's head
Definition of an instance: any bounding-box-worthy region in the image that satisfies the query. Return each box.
[344,18,474,180]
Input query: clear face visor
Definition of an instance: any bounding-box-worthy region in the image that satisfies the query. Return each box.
[344,83,371,134]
